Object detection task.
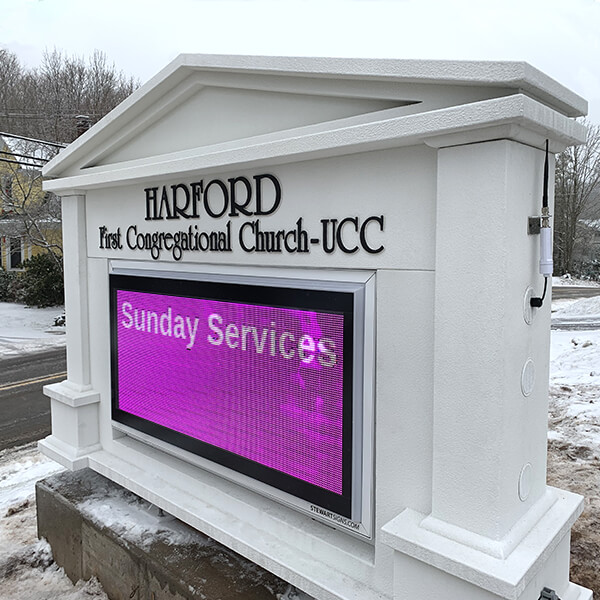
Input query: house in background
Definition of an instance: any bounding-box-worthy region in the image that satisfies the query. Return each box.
[0,135,62,270]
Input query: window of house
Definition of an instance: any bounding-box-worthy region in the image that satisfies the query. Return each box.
[9,237,23,269]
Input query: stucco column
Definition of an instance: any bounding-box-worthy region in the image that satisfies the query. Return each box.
[61,193,92,388]
[381,139,589,600]
[40,192,101,470]
[431,139,550,539]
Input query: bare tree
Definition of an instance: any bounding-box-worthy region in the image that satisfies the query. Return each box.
[0,50,23,129]
[0,135,63,269]
[0,48,138,144]
[554,120,600,275]
[0,48,138,271]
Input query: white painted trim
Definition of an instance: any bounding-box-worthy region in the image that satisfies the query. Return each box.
[38,436,102,471]
[108,261,377,539]
[43,381,100,408]
[44,94,586,194]
[81,77,204,170]
[109,259,375,284]
[172,54,587,117]
[380,487,583,600]
[42,55,586,181]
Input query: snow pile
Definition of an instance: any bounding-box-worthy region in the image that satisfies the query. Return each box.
[0,443,107,600]
[0,302,65,357]
[79,489,205,552]
[553,275,600,287]
[0,442,64,509]
[553,295,600,318]
[550,331,600,382]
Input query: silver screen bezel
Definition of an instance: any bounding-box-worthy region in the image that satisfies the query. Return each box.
[109,260,375,538]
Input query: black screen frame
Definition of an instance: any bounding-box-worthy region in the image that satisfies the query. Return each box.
[109,272,355,518]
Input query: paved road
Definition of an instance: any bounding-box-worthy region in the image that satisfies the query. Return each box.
[553,286,600,299]
[0,347,66,451]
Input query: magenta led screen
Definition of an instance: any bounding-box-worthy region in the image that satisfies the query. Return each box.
[110,274,354,517]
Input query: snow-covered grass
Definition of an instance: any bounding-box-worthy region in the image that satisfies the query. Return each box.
[0,296,599,596]
[0,302,65,358]
[545,294,600,593]
[549,329,600,458]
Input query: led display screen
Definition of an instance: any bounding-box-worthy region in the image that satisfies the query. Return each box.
[110,273,355,518]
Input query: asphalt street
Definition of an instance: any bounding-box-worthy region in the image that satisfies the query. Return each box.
[0,347,66,451]
[552,286,600,300]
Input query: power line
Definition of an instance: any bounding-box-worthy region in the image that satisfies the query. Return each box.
[0,149,50,164]
[0,131,67,149]
[2,111,103,118]
[0,157,45,169]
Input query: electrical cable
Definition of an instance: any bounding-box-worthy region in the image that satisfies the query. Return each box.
[530,140,552,308]
[530,276,548,308]
[542,139,549,210]
[0,131,67,148]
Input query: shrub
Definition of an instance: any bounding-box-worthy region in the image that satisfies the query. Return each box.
[19,253,64,307]
[0,268,12,300]
[0,268,21,302]
[573,247,600,281]
[574,259,600,281]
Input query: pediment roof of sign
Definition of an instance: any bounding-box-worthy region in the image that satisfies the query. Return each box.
[43,54,587,190]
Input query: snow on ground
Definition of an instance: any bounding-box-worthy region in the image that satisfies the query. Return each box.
[546,293,600,594]
[0,443,107,599]
[78,485,203,552]
[553,294,600,319]
[0,442,64,510]
[551,287,600,324]
[548,328,600,454]
[0,296,600,596]
[0,303,65,358]
[553,275,600,287]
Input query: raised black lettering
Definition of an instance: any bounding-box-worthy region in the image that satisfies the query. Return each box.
[159,186,174,220]
[360,215,384,254]
[203,179,229,218]
[144,187,159,220]
[190,181,203,218]
[228,176,253,216]
[321,219,337,254]
[254,174,281,216]
[336,217,359,254]
[171,183,192,219]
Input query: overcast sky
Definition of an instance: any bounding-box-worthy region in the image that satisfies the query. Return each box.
[1,0,599,123]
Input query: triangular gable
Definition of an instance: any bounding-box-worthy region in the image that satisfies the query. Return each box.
[43,54,587,186]
[90,84,403,167]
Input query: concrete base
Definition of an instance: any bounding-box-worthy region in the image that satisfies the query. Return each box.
[36,469,292,600]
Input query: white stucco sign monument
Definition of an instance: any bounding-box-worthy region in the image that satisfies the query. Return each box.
[42,55,592,600]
